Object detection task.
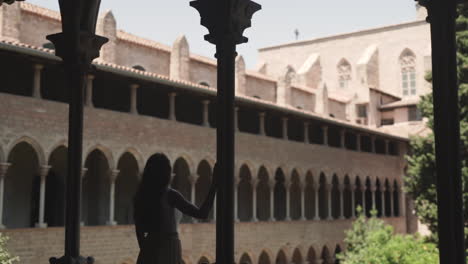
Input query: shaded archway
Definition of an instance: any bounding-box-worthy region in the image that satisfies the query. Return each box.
[292,248,303,264]
[240,253,253,264]
[257,166,270,221]
[321,246,332,264]
[343,175,352,218]
[115,152,140,225]
[274,168,287,221]
[375,179,383,217]
[290,170,302,220]
[46,146,67,227]
[307,247,317,264]
[196,160,213,222]
[304,172,315,220]
[365,177,372,217]
[276,250,287,264]
[258,251,271,264]
[355,177,363,216]
[4,142,40,228]
[393,180,400,217]
[238,164,253,222]
[198,256,210,264]
[319,173,328,219]
[172,157,192,223]
[331,174,340,219]
[385,179,391,217]
[83,149,110,226]
[334,245,342,264]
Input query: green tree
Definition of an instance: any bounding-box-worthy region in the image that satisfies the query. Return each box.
[338,208,439,264]
[0,233,18,264]
[405,4,468,246]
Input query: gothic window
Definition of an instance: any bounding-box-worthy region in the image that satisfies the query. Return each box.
[400,49,417,96]
[337,59,351,89]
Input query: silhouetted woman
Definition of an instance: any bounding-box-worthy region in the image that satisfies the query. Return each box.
[134,153,217,264]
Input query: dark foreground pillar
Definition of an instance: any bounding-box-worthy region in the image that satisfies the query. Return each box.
[190,1,260,263]
[47,1,107,264]
[418,1,466,263]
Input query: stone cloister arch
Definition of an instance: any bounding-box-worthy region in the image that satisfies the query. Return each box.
[258,251,271,264]
[321,246,332,264]
[393,180,400,217]
[364,177,372,217]
[384,179,391,217]
[172,157,192,223]
[318,173,328,220]
[334,245,342,264]
[304,171,316,220]
[196,160,213,222]
[83,149,110,226]
[4,141,40,228]
[275,249,288,264]
[292,248,303,264]
[274,168,287,221]
[354,176,364,216]
[238,164,253,222]
[46,145,67,227]
[343,175,352,218]
[256,166,270,221]
[375,178,383,217]
[115,152,140,225]
[307,246,318,264]
[331,174,340,219]
[240,253,253,264]
[290,170,302,220]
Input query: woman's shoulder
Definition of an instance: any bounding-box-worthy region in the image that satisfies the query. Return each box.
[167,188,182,201]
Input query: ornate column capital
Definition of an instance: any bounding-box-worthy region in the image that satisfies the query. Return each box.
[130,83,140,90]
[39,165,52,179]
[202,99,210,106]
[0,163,11,178]
[108,169,120,183]
[34,64,44,71]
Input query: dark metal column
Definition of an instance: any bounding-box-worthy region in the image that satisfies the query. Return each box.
[418,1,466,263]
[190,1,260,263]
[47,1,107,264]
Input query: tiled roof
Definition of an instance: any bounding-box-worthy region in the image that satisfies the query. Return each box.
[380,97,419,109]
[20,2,61,21]
[189,54,217,66]
[291,85,315,95]
[0,38,410,141]
[246,70,277,82]
[328,90,354,103]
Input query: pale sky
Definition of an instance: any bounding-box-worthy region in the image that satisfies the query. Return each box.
[27,0,419,68]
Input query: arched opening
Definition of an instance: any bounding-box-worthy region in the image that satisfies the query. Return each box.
[334,245,342,264]
[343,176,352,218]
[198,256,210,264]
[238,165,253,222]
[393,181,400,217]
[83,149,110,226]
[307,247,317,264]
[5,142,40,228]
[337,58,352,89]
[276,250,287,264]
[257,166,270,221]
[196,160,213,222]
[305,172,315,220]
[274,168,287,221]
[376,179,383,217]
[46,146,67,227]
[331,174,340,219]
[355,177,363,216]
[132,65,146,71]
[365,177,372,217]
[116,152,140,225]
[290,170,302,220]
[292,248,303,264]
[385,179,391,217]
[321,246,332,264]
[172,157,192,223]
[319,173,328,219]
[259,251,271,264]
[240,253,253,264]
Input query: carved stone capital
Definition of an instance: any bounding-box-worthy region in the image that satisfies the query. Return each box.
[39,165,52,179]
[0,163,11,178]
[108,169,120,183]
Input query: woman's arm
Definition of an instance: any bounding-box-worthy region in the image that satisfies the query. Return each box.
[168,184,216,219]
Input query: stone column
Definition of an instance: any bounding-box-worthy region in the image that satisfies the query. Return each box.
[338,183,345,219]
[303,122,309,144]
[269,179,275,221]
[326,183,333,220]
[168,92,177,120]
[85,74,94,107]
[259,112,266,136]
[381,185,386,217]
[285,179,291,221]
[350,185,356,218]
[314,184,320,220]
[107,169,119,226]
[0,163,11,229]
[33,64,44,98]
[399,187,406,217]
[80,168,88,226]
[252,179,258,222]
[130,84,139,114]
[371,135,376,153]
[389,185,395,217]
[189,174,198,223]
[36,165,51,228]
[356,133,361,152]
[202,100,210,127]
[340,129,346,149]
[300,184,306,220]
[361,185,367,217]
[322,125,328,146]
[384,140,390,155]
[282,117,288,140]
[234,177,239,222]
[234,107,239,132]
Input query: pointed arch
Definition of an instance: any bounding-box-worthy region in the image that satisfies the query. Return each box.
[173,153,195,174]
[343,175,352,218]
[46,145,68,226]
[240,252,254,264]
[319,172,328,219]
[258,250,272,264]
[290,169,302,220]
[8,136,46,165]
[321,246,331,264]
[196,159,213,221]
[276,249,288,264]
[274,167,287,220]
[117,148,144,175]
[173,156,193,223]
[115,151,140,224]
[292,248,303,264]
[238,164,253,221]
[84,144,115,169]
[46,139,68,163]
[307,246,318,264]
[257,165,271,221]
[305,171,316,220]
[399,48,417,96]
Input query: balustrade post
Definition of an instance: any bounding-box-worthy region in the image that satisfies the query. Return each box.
[252,179,258,222]
[130,84,139,114]
[303,122,309,144]
[259,112,266,136]
[314,184,320,220]
[282,117,288,140]
[269,179,275,221]
[33,64,44,98]
[338,183,345,219]
[106,169,119,226]
[0,163,11,229]
[356,133,361,152]
[168,92,177,120]
[85,74,94,107]
[350,185,356,218]
[300,184,306,220]
[326,183,333,220]
[340,129,346,149]
[36,165,51,228]
[322,125,328,146]
[285,179,291,221]
[202,100,210,127]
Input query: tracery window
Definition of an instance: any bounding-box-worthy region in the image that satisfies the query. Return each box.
[337,59,352,89]
[399,49,417,96]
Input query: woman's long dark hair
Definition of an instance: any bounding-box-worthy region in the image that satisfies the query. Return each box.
[133,153,172,232]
